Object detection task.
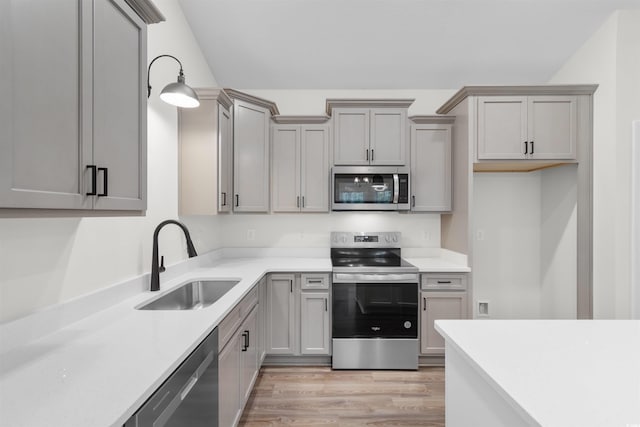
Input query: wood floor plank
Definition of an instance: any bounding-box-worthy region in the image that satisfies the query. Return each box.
[239,366,445,427]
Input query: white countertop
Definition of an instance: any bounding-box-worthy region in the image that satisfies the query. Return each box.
[436,320,640,427]
[0,254,467,427]
[406,257,470,272]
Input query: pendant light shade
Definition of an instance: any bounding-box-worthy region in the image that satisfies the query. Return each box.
[147,55,200,108]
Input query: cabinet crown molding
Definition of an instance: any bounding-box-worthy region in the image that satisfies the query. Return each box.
[193,88,233,110]
[224,89,280,115]
[410,115,455,125]
[326,99,415,115]
[125,0,165,24]
[272,115,330,124]
[436,84,599,114]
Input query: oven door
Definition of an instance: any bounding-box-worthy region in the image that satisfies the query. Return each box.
[332,281,418,339]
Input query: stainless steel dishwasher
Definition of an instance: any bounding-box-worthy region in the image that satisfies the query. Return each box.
[124,328,218,427]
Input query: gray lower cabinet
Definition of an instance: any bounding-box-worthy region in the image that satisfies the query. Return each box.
[266,273,331,356]
[178,89,233,215]
[217,286,260,427]
[265,274,296,354]
[410,117,454,212]
[271,120,330,213]
[0,0,148,210]
[420,273,469,355]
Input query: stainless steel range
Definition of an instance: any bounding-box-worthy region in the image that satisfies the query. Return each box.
[331,231,419,370]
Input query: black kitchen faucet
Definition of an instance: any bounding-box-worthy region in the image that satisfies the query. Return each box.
[150,219,198,291]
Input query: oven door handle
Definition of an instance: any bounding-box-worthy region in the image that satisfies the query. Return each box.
[393,173,399,204]
[333,273,418,283]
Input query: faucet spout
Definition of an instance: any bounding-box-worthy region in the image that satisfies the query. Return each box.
[150,219,198,292]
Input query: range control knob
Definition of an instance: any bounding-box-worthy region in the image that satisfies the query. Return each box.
[404,321,412,329]
[392,235,399,243]
[385,235,391,243]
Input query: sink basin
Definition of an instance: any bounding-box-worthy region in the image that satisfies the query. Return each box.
[137,280,239,310]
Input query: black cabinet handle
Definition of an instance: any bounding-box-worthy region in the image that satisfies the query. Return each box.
[98,167,108,197]
[302,196,305,208]
[241,332,248,351]
[371,149,374,161]
[222,192,226,206]
[297,196,300,208]
[86,165,97,196]
[235,194,239,207]
[290,281,293,293]
[423,297,426,311]
[530,140,534,154]
[325,298,328,311]
[244,330,250,348]
[412,195,416,207]
[366,149,369,161]
[437,280,452,284]
[524,141,528,155]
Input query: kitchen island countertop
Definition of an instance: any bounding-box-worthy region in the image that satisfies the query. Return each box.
[436,319,640,427]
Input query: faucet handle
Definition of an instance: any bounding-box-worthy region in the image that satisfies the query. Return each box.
[159,255,166,273]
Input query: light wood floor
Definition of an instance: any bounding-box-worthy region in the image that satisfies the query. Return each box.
[238,366,445,426]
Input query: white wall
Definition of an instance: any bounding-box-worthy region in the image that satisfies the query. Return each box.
[549,10,640,319]
[472,172,542,319]
[540,165,578,319]
[0,0,219,324]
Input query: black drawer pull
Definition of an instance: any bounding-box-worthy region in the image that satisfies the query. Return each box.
[524,141,528,155]
[437,280,452,284]
[86,165,97,196]
[325,298,328,311]
[221,192,226,206]
[98,167,108,197]
[235,194,239,207]
[530,140,534,154]
[423,297,426,311]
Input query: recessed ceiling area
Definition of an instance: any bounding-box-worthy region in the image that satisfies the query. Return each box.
[178,0,640,89]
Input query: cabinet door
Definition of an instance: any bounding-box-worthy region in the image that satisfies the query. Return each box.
[0,0,91,209]
[300,292,331,355]
[92,0,146,210]
[218,332,242,427]
[370,108,407,165]
[178,98,219,215]
[233,100,270,212]
[420,292,468,355]
[528,96,577,160]
[411,124,452,212]
[266,274,296,354]
[218,105,233,212]
[333,109,370,165]
[240,307,259,404]
[271,126,301,212]
[300,126,330,212]
[477,96,527,160]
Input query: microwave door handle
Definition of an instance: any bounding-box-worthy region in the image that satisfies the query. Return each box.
[393,174,399,204]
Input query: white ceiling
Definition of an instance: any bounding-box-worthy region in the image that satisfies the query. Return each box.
[178,0,640,89]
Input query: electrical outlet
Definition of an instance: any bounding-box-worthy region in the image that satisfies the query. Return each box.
[423,231,431,241]
[476,229,485,241]
[478,301,490,317]
[247,229,255,241]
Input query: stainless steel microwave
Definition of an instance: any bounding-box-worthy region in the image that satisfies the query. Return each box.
[331,166,410,211]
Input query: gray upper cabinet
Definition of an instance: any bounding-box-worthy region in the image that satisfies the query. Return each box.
[227,90,279,213]
[327,100,413,166]
[0,0,153,211]
[410,117,454,212]
[178,88,233,215]
[271,117,330,213]
[477,95,577,161]
[92,0,147,210]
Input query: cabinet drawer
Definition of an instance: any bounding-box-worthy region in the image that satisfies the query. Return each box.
[219,286,259,350]
[240,286,258,316]
[301,273,330,289]
[421,274,467,291]
[218,303,242,350]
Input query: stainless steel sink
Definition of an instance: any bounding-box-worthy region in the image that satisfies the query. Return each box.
[137,280,239,310]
